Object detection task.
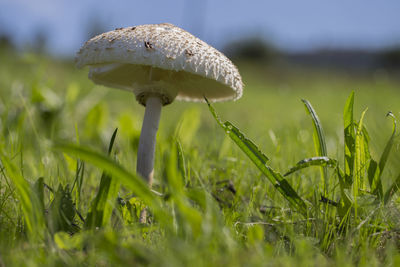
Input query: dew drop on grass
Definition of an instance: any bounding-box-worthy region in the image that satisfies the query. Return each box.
[226,124,233,134]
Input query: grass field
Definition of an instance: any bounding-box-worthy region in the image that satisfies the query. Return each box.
[0,46,400,266]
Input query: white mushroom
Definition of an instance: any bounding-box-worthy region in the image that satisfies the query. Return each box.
[76,23,243,222]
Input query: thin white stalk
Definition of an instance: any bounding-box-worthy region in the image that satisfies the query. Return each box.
[137,95,162,224]
[137,96,162,187]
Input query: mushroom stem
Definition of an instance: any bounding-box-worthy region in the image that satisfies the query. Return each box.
[137,95,162,187]
[137,95,162,224]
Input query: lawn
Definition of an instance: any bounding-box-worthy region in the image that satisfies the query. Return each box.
[0,46,400,266]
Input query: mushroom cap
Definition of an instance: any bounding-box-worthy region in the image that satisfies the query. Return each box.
[76,23,243,105]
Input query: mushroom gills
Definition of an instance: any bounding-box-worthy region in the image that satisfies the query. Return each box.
[88,63,236,102]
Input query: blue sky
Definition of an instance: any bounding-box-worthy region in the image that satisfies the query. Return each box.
[0,0,399,56]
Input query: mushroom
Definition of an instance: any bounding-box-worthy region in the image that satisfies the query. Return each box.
[76,23,243,222]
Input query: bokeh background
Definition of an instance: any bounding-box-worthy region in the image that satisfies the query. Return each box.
[0,0,399,156]
[1,0,400,63]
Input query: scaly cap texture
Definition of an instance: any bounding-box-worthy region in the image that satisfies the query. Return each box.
[76,23,243,104]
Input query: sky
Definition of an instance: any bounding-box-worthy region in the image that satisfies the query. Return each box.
[0,0,399,56]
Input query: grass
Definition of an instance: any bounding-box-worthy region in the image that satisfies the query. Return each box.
[0,46,400,266]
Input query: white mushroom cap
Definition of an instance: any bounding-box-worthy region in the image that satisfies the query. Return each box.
[76,23,243,105]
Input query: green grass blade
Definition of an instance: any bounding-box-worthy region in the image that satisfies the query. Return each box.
[176,139,188,185]
[284,156,337,177]
[206,99,306,215]
[343,92,355,185]
[85,128,119,229]
[32,177,45,212]
[72,124,83,211]
[166,141,184,194]
[107,128,118,155]
[384,172,400,204]
[367,113,396,200]
[71,160,84,209]
[343,92,355,133]
[354,110,369,192]
[380,113,399,203]
[302,99,328,195]
[367,159,381,197]
[338,92,356,219]
[54,143,171,226]
[354,108,369,217]
[378,113,397,196]
[336,167,353,218]
[379,113,397,173]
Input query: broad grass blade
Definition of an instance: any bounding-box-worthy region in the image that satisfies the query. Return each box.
[206,99,307,215]
[384,172,400,204]
[379,113,397,174]
[85,128,119,229]
[343,92,355,185]
[367,160,381,198]
[381,113,398,204]
[354,110,369,191]
[338,92,356,219]
[369,112,397,199]
[284,156,337,177]
[302,99,328,194]
[354,109,369,217]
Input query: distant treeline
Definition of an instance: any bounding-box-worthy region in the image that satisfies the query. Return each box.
[224,37,400,70]
[1,31,399,70]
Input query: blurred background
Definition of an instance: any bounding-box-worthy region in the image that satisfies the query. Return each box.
[0,0,399,164]
[1,0,400,68]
